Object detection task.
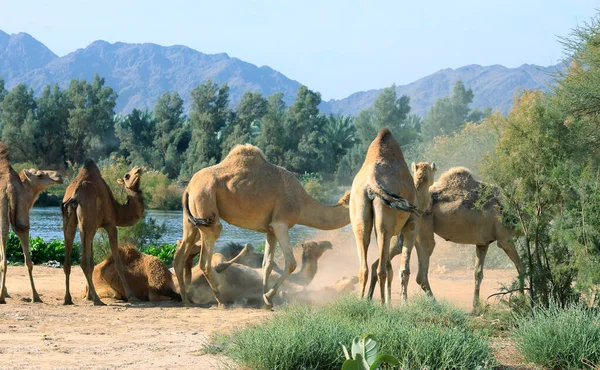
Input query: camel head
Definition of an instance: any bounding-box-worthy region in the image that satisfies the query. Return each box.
[411,162,437,189]
[117,166,143,193]
[300,240,333,261]
[20,169,63,192]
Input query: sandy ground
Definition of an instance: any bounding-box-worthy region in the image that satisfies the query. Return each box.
[1,232,519,369]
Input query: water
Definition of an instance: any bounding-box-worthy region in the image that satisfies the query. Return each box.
[29,207,319,247]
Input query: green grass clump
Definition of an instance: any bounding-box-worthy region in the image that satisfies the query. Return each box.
[513,304,600,369]
[209,295,495,370]
[7,232,81,264]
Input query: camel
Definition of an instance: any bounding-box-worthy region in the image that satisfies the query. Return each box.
[184,241,332,306]
[86,244,181,302]
[61,160,145,306]
[349,128,421,305]
[410,167,525,311]
[0,142,63,304]
[174,143,351,308]
[215,242,263,268]
[367,161,437,300]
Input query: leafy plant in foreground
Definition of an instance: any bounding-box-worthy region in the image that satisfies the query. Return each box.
[340,335,398,370]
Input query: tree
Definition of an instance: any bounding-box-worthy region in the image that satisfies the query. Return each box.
[182,80,230,177]
[256,92,287,165]
[0,84,37,162]
[354,84,414,146]
[421,80,478,141]
[221,91,267,157]
[65,74,118,163]
[153,91,189,178]
[321,115,355,174]
[35,85,70,167]
[114,109,156,166]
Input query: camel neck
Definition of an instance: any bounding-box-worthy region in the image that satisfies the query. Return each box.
[415,182,431,213]
[297,194,350,230]
[115,190,145,227]
[286,252,318,286]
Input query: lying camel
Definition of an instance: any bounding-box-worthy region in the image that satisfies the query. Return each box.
[184,241,333,306]
[0,142,63,304]
[86,244,181,302]
[90,240,332,303]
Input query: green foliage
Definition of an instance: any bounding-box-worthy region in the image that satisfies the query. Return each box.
[6,232,81,265]
[114,109,157,167]
[153,91,189,178]
[340,335,398,370]
[142,243,178,266]
[211,295,494,370]
[421,81,486,141]
[513,303,600,369]
[221,91,267,156]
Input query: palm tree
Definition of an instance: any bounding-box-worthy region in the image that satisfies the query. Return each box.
[322,114,356,173]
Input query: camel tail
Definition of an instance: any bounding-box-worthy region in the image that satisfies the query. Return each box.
[367,182,422,216]
[183,191,214,227]
[61,197,78,220]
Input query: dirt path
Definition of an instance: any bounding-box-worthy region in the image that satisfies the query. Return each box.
[0,259,516,369]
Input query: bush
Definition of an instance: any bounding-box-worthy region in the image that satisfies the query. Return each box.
[142,243,178,266]
[513,304,600,369]
[6,232,81,264]
[211,295,494,370]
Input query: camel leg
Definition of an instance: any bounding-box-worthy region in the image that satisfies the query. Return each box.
[15,230,42,303]
[415,240,435,297]
[0,206,9,304]
[373,205,404,306]
[367,234,402,300]
[497,238,525,295]
[198,220,224,307]
[350,195,373,298]
[79,229,104,306]
[105,225,140,303]
[262,233,277,295]
[399,221,418,302]
[173,225,199,305]
[263,222,296,309]
[473,244,489,311]
[62,209,77,305]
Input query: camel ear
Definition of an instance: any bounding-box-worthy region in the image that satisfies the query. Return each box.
[411,162,416,173]
[22,169,35,182]
[431,162,437,172]
[117,178,125,185]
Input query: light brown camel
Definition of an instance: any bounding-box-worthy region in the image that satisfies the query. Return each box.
[0,142,63,304]
[183,241,332,306]
[272,241,333,285]
[174,143,351,308]
[86,244,181,302]
[61,160,145,305]
[367,161,437,300]
[411,167,525,311]
[349,128,421,305]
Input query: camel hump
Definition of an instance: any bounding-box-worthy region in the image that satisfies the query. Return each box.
[432,167,479,192]
[377,127,393,140]
[226,144,267,161]
[0,142,10,163]
[83,159,99,171]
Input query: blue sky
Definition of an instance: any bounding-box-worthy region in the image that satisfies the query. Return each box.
[1,0,598,100]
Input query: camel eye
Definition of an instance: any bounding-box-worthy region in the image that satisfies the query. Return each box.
[125,174,130,180]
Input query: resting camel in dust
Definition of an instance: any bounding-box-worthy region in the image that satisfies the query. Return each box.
[175,143,351,308]
[61,160,145,305]
[89,240,332,304]
[0,142,63,304]
[366,161,437,301]
[410,167,525,311]
[184,240,334,306]
[350,128,421,305]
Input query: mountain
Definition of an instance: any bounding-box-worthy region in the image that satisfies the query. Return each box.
[1,32,302,111]
[320,64,559,117]
[0,30,559,116]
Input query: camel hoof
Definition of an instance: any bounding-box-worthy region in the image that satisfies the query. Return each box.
[262,294,274,311]
[127,296,142,304]
[93,300,107,306]
[33,297,43,303]
[0,298,5,304]
[63,300,74,306]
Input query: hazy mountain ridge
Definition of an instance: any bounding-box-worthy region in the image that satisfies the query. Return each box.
[0,30,558,115]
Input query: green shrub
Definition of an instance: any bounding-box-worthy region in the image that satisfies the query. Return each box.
[513,304,600,369]
[211,295,495,370]
[6,232,81,264]
[142,243,178,266]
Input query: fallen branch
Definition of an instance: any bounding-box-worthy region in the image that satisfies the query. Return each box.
[487,288,531,301]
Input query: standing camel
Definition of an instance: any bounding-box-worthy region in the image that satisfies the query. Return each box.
[0,142,63,304]
[350,128,421,305]
[366,161,437,301]
[61,160,145,305]
[174,144,351,308]
[397,166,525,311]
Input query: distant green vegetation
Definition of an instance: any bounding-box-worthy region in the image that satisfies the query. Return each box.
[207,296,495,370]
[6,232,80,265]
